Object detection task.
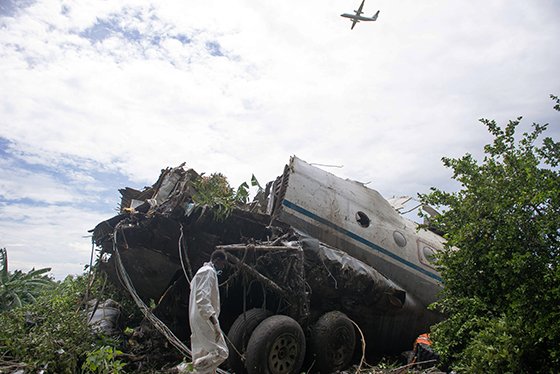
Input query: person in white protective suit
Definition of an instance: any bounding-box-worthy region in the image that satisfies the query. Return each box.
[189,250,229,373]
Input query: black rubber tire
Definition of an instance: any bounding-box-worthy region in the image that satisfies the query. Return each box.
[309,311,356,373]
[227,308,273,374]
[245,315,306,374]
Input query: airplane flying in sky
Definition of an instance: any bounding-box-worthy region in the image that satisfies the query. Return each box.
[341,0,380,30]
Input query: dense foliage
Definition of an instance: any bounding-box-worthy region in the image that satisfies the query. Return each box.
[0,247,55,311]
[420,96,560,372]
[192,173,261,220]
[0,272,127,373]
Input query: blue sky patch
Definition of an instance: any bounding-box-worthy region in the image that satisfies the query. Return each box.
[0,137,134,212]
[0,0,35,18]
[176,34,190,45]
[80,18,142,42]
[206,41,224,57]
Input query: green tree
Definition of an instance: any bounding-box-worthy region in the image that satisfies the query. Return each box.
[420,95,560,373]
[192,173,260,220]
[0,273,132,373]
[1,275,94,372]
[0,247,54,311]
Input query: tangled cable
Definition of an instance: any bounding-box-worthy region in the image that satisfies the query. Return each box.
[112,221,229,374]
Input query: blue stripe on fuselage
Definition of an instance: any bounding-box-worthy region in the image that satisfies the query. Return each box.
[281,199,442,282]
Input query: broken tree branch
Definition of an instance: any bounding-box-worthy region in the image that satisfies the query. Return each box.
[224,252,288,298]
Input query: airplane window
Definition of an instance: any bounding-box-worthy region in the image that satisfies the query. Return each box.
[393,231,407,247]
[356,211,370,228]
[423,246,436,264]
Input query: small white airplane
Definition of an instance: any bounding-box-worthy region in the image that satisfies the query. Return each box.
[341,0,380,30]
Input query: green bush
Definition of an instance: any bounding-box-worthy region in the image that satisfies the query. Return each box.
[0,247,55,311]
[0,273,129,373]
[0,275,93,372]
[421,95,560,373]
[82,346,125,374]
[457,316,523,373]
[192,173,262,220]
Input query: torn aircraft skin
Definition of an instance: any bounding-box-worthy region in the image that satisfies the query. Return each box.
[91,156,446,374]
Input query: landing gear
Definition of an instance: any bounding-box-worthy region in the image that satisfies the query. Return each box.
[227,308,273,374]
[245,315,306,374]
[309,311,356,373]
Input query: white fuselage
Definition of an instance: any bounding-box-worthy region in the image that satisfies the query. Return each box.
[269,157,445,352]
[341,13,375,22]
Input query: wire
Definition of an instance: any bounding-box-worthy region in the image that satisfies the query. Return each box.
[111,222,230,374]
[348,318,367,374]
[112,223,192,358]
[178,224,192,285]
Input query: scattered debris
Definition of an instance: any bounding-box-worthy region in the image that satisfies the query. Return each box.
[91,156,446,373]
[87,299,121,336]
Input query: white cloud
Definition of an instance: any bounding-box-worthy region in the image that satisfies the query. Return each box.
[0,203,110,279]
[0,160,85,204]
[0,0,559,277]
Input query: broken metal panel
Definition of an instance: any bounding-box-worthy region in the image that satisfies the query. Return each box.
[153,166,184,205]
[270,156,445,307]
[117,165,200,215]
[190,208,274,244]
[87,299,121,336]
[301,237,406,314]
[119,187,154,212]
[151,164,199,207]
[387,196,413,212]
[101,245,182,302]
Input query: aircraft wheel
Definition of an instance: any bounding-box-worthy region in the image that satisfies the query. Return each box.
[309,311,356,373]
[227,308,273,373]
[245,315,305,374]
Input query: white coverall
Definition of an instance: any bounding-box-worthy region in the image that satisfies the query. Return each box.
[189,262,229,373]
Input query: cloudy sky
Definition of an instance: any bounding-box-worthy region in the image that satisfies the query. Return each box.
[1,0,559,279]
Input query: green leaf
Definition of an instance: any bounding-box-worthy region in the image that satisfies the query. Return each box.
[422,95,560,371]
[250,174,262,189]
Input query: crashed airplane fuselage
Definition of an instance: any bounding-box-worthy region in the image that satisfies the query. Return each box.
[269,157,444,352]
[92,156,446,373]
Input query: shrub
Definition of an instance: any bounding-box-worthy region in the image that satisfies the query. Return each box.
[421,95,560,372]
[0,273,131,373]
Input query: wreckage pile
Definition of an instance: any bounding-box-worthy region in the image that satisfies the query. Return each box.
[91,160,441,373]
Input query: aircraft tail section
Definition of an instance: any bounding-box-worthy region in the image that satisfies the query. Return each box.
[372,10,380,21]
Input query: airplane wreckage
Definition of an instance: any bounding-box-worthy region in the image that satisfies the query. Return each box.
[91,156,446,373]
